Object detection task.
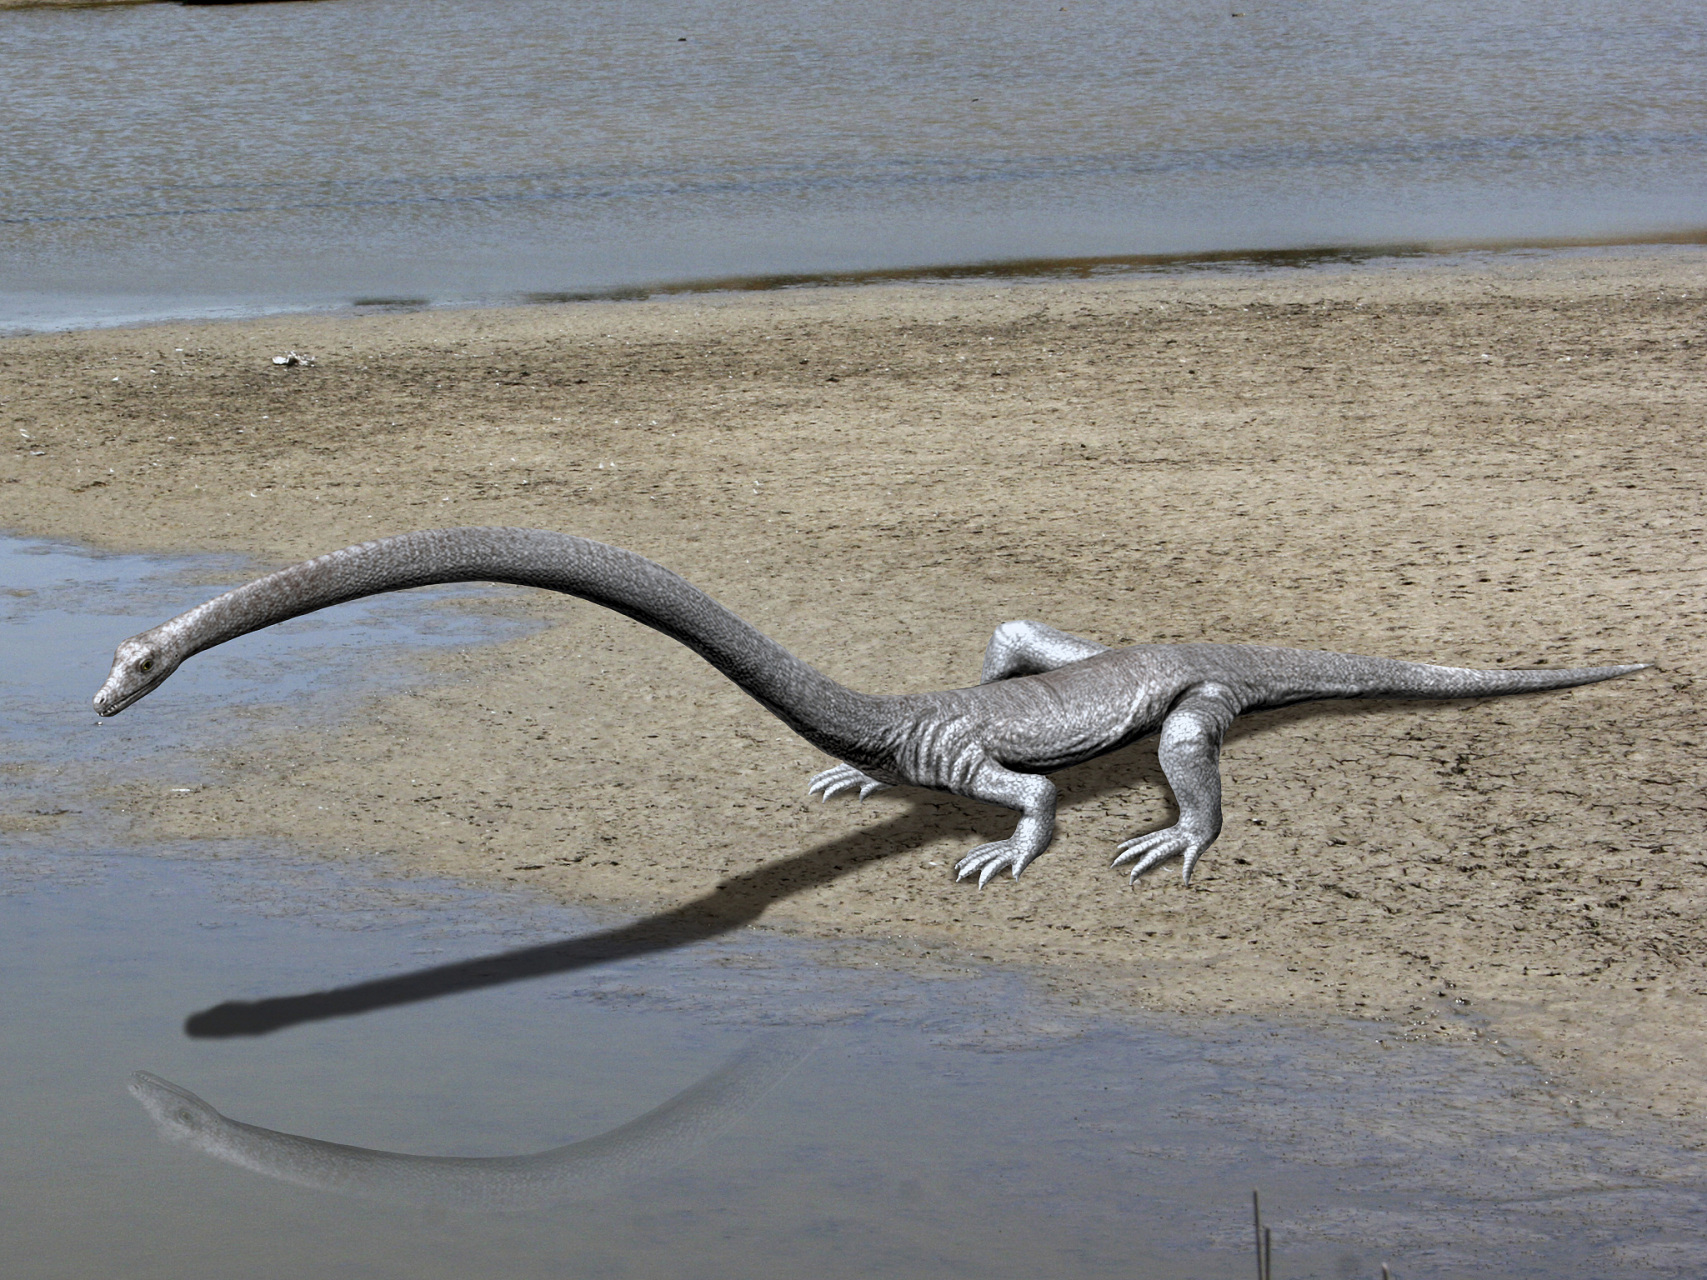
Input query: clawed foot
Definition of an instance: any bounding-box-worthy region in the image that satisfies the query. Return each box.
[1111,826,1212,884]
[808,763,892,802]
[954,840,1038,888]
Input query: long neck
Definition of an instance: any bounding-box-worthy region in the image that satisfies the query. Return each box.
[157,527,889,761]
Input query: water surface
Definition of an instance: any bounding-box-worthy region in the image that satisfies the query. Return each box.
[0,535,538,823]
[2,0,1702,331]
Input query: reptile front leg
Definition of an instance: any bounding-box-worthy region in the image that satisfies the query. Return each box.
[952,762,1059,887]
[1111,683,1240,884]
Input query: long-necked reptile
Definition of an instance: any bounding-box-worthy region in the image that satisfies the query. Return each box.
[93,527,1644,886]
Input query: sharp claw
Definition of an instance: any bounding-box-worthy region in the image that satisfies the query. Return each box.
[977,861,1003,889]
[1181,847,1205,884]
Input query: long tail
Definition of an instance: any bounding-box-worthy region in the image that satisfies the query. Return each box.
[94,528,887,761]
[1230,644,1647,704]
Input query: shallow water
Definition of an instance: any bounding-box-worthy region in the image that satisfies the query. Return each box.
[4,535,1707,1278]
[2,0,1703,331]
[0,536,540,824]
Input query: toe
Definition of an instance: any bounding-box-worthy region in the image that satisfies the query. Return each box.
[1111,833,1163,868]
[810,764,861,799]
[955,842,1011,884]
[1127,839,1185,882]
[1180,844,1208,884]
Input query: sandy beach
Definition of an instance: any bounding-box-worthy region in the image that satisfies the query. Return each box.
[4,250,1704,1132]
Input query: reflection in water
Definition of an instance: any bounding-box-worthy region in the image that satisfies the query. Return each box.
[130,1034,813,1211]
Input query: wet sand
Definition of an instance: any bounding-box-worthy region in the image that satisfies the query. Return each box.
[4,249,1704,1132]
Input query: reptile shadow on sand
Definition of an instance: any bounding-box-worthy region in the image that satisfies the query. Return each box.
[188,700,1485,1040]
[184,797,995,1038]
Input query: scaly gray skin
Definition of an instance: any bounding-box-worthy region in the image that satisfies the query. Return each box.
[128,1033,810,1210]
[93,527,1646,887]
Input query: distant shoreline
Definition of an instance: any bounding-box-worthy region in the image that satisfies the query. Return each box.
[7,232,1707,340]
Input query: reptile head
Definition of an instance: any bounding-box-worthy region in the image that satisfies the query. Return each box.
[93,630,184,717]
[129,1072,222,1143]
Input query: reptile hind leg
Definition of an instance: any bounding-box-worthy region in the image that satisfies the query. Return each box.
[981,620,1110,682]
[1111,683,1239,884]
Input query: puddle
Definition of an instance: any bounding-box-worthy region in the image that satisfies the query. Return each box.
[3,535,1706,1278]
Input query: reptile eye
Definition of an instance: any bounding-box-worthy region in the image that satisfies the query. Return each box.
[139,657,155,673]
